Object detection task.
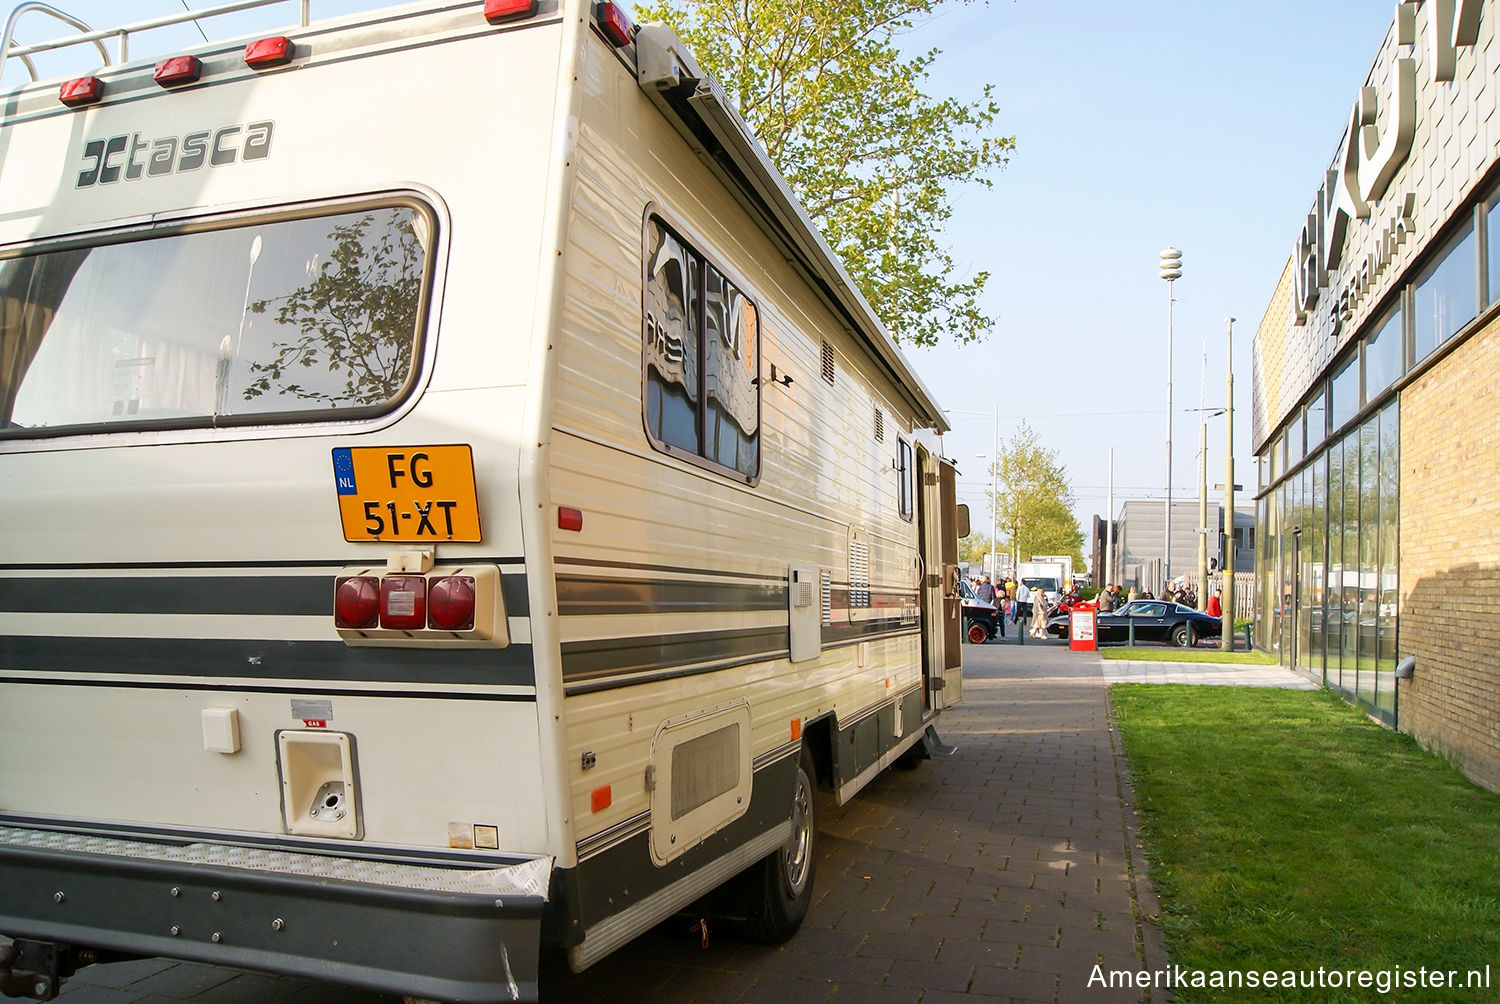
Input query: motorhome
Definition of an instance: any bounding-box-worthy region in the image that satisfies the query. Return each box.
[0,1,966,1000]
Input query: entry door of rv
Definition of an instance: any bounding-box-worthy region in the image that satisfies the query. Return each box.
[917,448,963,709]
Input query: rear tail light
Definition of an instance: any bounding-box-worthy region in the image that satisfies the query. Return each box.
[484,0,537,23]
[59,76,104,108]
[333,576,379,629]
[245,36,294,68]
[428,575,476,631]
[596,1,634,46]
[379,575,427,631]
[333,564,507,646]
[154,55,203,87]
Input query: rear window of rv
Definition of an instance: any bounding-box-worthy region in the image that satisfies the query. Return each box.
[0,203,431,436]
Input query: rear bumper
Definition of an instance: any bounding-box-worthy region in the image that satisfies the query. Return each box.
[0,824,550,1002]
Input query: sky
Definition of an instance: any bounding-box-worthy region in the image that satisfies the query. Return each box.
[3,0,1400,564]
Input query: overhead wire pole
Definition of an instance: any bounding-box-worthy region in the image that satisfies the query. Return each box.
[1159,247,1182,594]
[1198,342,1208,610]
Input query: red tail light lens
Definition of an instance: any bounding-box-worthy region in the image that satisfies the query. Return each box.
[379,575,427,631]
[154,55,203,87]
[597,1,633,46]
[334,576,380,629]
[428,576,477,631]
[484,0,537,23]
[59,76,104,107]
[245,36,293,68]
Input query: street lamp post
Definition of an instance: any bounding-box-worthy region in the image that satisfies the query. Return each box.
[1222,315,1236,652]
[1160,247,1182,595]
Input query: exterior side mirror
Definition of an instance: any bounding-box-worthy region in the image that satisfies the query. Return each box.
[955,503,971,539]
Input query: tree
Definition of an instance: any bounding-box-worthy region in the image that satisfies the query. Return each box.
[991,421,1084,567]
[637,0,1013,347]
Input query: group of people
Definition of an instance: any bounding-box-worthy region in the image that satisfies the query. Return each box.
[969,575,1055,639]
[1095,580,1222,617]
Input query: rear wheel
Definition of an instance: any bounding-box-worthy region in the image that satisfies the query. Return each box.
[1170,625,1189,647]
[733,746,817,943]
[966,620,989,644]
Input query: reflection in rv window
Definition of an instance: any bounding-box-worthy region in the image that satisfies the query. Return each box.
[643,216,760,481]
[0,206,428,433]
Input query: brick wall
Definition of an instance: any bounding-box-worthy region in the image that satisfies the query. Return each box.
[1400,313,1500,792]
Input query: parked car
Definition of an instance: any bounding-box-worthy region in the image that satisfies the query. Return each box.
[959,579,1000,643]
[1046,600,1220,647]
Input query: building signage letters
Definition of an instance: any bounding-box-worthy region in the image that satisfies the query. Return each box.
[1291,0,1483,335]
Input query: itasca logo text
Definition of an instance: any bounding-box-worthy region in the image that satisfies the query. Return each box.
[75,120,273,188]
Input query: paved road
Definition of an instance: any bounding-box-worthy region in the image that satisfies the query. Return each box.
[39,639,1306,1003]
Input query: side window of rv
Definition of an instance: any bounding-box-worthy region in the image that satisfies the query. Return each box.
[643,216,760,482]
[896,437,914,521]
[1,203,431,435]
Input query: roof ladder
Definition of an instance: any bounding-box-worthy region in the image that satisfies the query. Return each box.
[3,0,310,82]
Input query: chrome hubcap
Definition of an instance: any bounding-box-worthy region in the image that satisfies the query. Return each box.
[782,766,813,895]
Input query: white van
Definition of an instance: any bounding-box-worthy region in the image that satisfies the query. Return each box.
[0,1,966,1000]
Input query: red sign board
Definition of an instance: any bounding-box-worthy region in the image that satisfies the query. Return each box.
[1069,609,1098,651]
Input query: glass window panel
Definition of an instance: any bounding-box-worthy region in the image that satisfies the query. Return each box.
[1306,388,1327,451]
[644,221,700,455]
[1326,436,1344,691]
[1270,433,1284,482]
[1340,431,1360,695]
[1330,353,1359,431]
[1364,304,1403,400]
[702,265,759,477]
[1256,495,1272,650]
[3,206,428,432]
[1289,409,1306,466]
[1358,420,1379,710]
[1488,193,1500,308]
[1310,451,1327,674]
[1296,465,1313,672]
[1413,222,1476,362]
[1376,402,1399,720]
[1278,483,1292,660]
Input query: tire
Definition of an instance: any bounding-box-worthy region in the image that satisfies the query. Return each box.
[966,620,988,644]
[1170,624,1189,648]
[732,745,817,943]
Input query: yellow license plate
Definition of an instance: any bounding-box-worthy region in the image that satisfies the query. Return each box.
[332,445,481,542]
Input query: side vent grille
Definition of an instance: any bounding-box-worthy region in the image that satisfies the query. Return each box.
[849,541,870,608]
[874,407,884,442]
[821,568,832,626]
[821,340,835,385]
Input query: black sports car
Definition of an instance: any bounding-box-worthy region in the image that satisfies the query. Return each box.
[1047,600,1221,647]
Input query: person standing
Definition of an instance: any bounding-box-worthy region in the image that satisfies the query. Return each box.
[1030,589,1051,639]
[1097,584,1115,613]
[1206,589,1223,619]
[975,576,996,605]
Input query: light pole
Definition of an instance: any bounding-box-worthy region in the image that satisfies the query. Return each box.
[1222,315,1237,651]
[1159,247,1182,594]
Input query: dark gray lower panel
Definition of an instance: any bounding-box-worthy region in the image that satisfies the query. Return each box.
[0,829,547,1003]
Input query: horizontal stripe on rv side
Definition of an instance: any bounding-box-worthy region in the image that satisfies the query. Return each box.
[559,624,919,695]
[0,637,535,687]
[561,627,787,690]
[0,573,530,618]
[556,575,783,615]
[0,675,538,700]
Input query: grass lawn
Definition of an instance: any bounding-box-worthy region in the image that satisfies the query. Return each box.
[1112,685,1500,1002]
[1099,647,1277,665]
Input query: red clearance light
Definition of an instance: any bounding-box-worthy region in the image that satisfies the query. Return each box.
[597,1,633,46]
[59,76,103,107]
[245,36,293,68]
[484,0,537,23]
[428,575,477,631]
[154,55,203,87]
[379,575,427,631]
[333,576,380,629]
[558,507,584,532]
